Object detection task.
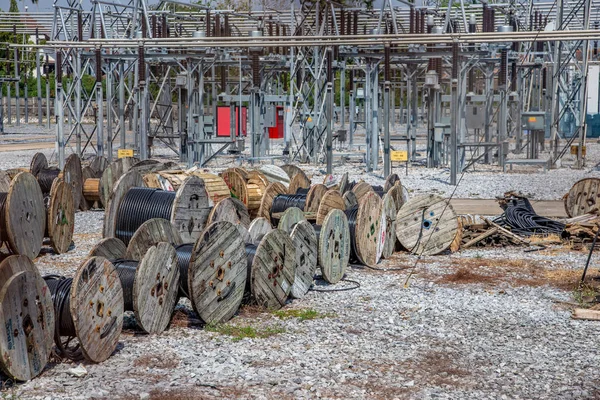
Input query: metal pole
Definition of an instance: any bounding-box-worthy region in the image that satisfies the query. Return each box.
[450,42,459,186]
[106,63,113,160]
[384,81,391,177]
[96,48,104,157]
[14,33,20,127]
[119,61,126,154]
[56,51,65,168]
[340,62,345,128]
[36,29,42,126]
[0,83,3,134]
[371,64,379,172]
[326,49,333,174]
[75,51,82,155]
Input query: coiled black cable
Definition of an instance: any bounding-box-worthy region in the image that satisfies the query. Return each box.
[37,168,60,195]
[372,185,385,198]
[295,187,310,195]
[494,197,565,236]
[111,259,138,311]
[245,244,258,292]
[43,275,83,361]
[270,194,307,222]
[0,192,8,242]
[115,188,176,245]
[175,243,194,298]
[312,223,322,242]
[344,206,360,263]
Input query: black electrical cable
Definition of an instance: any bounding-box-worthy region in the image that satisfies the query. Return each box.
[309,275,360,292]
[115,187,176,245]
[245,243,258,270]
[493,196,565,236]
[43,275,83,361]
[175,243,194,298]
[344,206,360,263]
[270,194,307,220]
[37,168,60,195]
[295,187,310,195]
[111,259,139,311]
[372,185,385,197]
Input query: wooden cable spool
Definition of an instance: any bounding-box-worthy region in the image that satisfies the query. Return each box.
[207,197,251,243]
[130,159,172,174]
[0,256,54,381]
[189,221,248,324]
[387,184,407,213]
[83,177,102,204]
[44,257,124,363]
[100,157,139,208]
[88,156,108,178]
[564,178,600,217]
[0,170,11,192]
[352,181,375,203]
[248,217,273,245]
[103,170,146,239]
[189,172,231,205]
[395,194,459,256]
[46,179,75,254]
[259,165,290,188]
[280,164,305,179]
[258,182,287,224]
[316,189,346,225]
[305,184,328,213]
[61,154,84,209]
[0,172,46,259]
[316,209,350,284]
[343,190,358,209]
[89,237,128,260]
[381,192,397,259]
[125,218,183,261]
[289,220,318,299]
[339,172,350,194]
[348,191,385,267]
[322,174,340,189]
[287,170,311,195]
[249,229,296,310]
[277,207,306,234]
[384,173,401,192]
[30,152,48,178]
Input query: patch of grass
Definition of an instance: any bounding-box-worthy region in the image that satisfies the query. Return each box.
[573,282,600,306]
[205,323,285,342]
[273,308,335,321]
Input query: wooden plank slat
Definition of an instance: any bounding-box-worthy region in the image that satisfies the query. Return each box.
[89,238,127,260]
[316,189,345,225]
[248,217,273,245]
[278,207,306,234]
[290,220,318,299]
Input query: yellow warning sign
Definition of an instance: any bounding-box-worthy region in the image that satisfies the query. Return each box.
[570,145,586,156]
[528,117,537,122]
[118,149,134,158]
[391,150,408,162]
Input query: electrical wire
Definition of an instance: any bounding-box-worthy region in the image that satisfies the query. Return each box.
[493,196,565,236]
[175,243,194,298]
[309,275,360,292]
[344,206,361,264]
[270,194,307,222]
[111,259,139,311]
[37,168,60,195]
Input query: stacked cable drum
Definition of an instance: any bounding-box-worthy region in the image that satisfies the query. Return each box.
[343,191,385,266]
[220,167,268,218]
[0,255,55,381]
[43,257,124,363]
[103,170,211,244]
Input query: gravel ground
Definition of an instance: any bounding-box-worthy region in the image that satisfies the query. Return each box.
[2,125,600,399]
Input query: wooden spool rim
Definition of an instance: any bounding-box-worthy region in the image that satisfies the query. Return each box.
[343,190,358,209]
[30,152,48,177]
[289,220,318,299]
[188,221,247,324]
[250,228,296,310]
[277,207,306,234]
[221,169,248,205]
[248,217,273,245]
[207,197,251,243]
[0,270,55,381]
[339,172,350,194]
[0,170,11,192]
[305,184,328,213]
[70,256,124,363]
[170,175,211,243]
[384,173,401,192]
[564,177,600,218]
[259,165,291,187]
[316,189,346,226]
[0,255,38,285]
[318,209,350,284]
[125,218,183,261]
[102,170,145,239]
[100,157,138,209]
[287,170,311,195]
[47,179,75,254]
[4,172,46,259]
[381,192,397,259]
[395,194,459,256]
[132,242,180,334]
[258,182,287,224]
[62,154,84,209]
[89,238,127,260]
[280,164,304,179]
[89,156,108,178]
[354,191,384,266]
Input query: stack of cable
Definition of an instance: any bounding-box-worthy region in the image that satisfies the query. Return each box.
[493,195,565,236]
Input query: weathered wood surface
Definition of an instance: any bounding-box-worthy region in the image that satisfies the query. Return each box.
[134,243,179,334]
[339,172,349,194]
[81,167,97,210]
[278,207,306,234]
[5,172,46,259]
[47,179,75,254]
[29,152,48,178]
[170,176,211,243]
[259,165,290,187]
[318,209,350,284]
[564,178,600,218]
[288,170,311,195]
[316,190,345,225]
[130,159,170,174]
[354,191,384,267]
[352,181,374,204]
[89,238,127,260]
[290,220,318,299]
[396,194,459,256]
[70,257,124,363]
[251,229,296,310]
[0,170,11,192]
[100,157,138,208]
[221,169,248,206]
[305,184,328,213]
[189,221,247,324]
[322,174,339,189]
[258,182,287,223]
[343,190,358,209]
[0,255,38,286]
[280,164,305,179]
[89,156,108,178]
[0,270,54,381]
[387,184,407,215]
[143,173,170,190]
[126,218,183,261]
[190,172,230,205]
[208,198,251,243]
[248,217,273,245]
[572,308,600,321]
[61,154,84,209]
[103,170,145,239]
[381,192,397,259]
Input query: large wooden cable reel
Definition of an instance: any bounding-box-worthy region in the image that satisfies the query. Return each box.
[170,175,211,243]
[189,172,230,205]
[221,168,248,204]
[61,153,84,209]
[248,217,273,245]
[258,182,287,224]
[189,221,247,324]
[352,181,375,204]
[287,170,311,195]
[277,207,306,234]
[305,184,328,213]
[350,191,385,267]
[103,170,146,239]
[564,178,600,217]
[208,197,252,243]
[317,209,350,284]
[250,229,296,310]
[100,157,139,208]
[30,152,48,178]
[316,189,346,225]
[0,256,54,381]
[381,192,397,259]
[46,178,75,254]
[395,194,459,256]
[1,172,46,259]
[289,220,318,299]
[259,165,290,187]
